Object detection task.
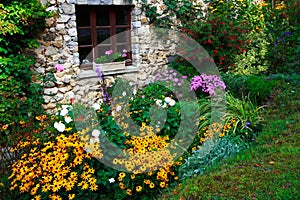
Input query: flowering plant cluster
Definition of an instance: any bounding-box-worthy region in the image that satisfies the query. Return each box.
[95,49,128,64]
[190,74,226,96]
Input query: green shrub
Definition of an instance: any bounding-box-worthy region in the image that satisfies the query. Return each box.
[222,73,279,104]
[0,0,50,183]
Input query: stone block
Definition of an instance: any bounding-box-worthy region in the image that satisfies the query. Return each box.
[44,87,59,95]
[77,0,87,4]
[87,0,100,4]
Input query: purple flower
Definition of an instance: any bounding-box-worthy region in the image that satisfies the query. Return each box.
[122,53,127,58]
[244,122,251,128]
[54,64,64,72]
[122,49,128,53]
[190,74,226,96]
[182,76,188,79]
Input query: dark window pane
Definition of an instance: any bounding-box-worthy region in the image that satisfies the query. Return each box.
[116,10,129,25]
[79,47,93,63]
[96,10,110,26]
[97,28,111,44]
[78,29,92,45]
[76,9,90,27]
[116,28,129,43]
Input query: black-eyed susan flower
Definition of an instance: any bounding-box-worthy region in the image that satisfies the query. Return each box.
[136,185,142,192]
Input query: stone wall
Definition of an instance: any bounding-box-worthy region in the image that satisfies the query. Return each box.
[36,0,205,110]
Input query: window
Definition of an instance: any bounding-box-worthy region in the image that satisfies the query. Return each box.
[76,5,132,69]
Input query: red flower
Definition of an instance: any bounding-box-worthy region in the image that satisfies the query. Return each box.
[282,13,287,18]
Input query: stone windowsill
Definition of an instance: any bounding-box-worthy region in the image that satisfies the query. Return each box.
[76,65,139,80]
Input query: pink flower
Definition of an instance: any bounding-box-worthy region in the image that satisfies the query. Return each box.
[105,50,113,55]
[54,64,64,72]
[122,53,127,58]
[122,49,127,53]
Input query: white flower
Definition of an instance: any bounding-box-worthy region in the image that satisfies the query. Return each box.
[161,103,167,108]
[62,105,72,110]
[122,91,126,97]
[164,97,172,104]
[133,88,137,95]
[92,103,101,110]
[108,178,115,183]
[155,99,162,107]
[92,129,101,137]
[116,105,122,112]
[64,116,73,123]
[60,108,68,116]
[168,99,176,106]
[54,121,65,132]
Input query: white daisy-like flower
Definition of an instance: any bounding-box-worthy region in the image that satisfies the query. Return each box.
[155,99,162,107]
[92,103,101,110]
[64,116,72,123]
[122,91,126,97]
[168,99,176,106]
[92,129,101,137]
[62,105,72,110]
[54,121,65,132]
[164,97,172,104]
[60,108,68,116]
[108,178,115,183]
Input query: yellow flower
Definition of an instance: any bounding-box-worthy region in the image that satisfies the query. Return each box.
[126,188,132,195]
[2,124,8,130]
[35,116,42,121]
[119,172,126,178]
[149,182,155,188]
[68,194,75,200]
[130,174,135,179]
[34,195,41,200]
[160,182,165,188]
[136,185,142,192]
[119,182,126,189]
[90,184,98,191]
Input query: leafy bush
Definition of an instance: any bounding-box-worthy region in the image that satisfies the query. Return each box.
[221,73,278,104]
[0,0,50,178]
[231,30,272,75]
[262,0,300,73]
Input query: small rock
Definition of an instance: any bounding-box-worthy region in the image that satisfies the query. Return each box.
[45,46,57,56]
[44,87,59,95]
[43,95,51,103]
[61,3,75,14]
[70,79,76,86]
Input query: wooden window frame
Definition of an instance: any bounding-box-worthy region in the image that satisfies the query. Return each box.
[76,5,133,69]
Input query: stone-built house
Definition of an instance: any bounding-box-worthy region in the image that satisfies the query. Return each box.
[36,0,205,110]
[36,0,171,110]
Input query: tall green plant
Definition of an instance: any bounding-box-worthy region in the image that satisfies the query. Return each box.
[0,0,50,178]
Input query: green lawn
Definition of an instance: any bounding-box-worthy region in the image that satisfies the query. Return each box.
[159,81,300,200]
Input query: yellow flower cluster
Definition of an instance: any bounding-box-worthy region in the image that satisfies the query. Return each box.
[222,118,237,136]
[114,132,176,173]
[275,2,286,10]
[8,133,98,199]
